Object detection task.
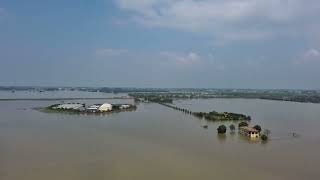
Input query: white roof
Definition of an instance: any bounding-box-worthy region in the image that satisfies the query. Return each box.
[56,103,83,109]
[89,105,100,108]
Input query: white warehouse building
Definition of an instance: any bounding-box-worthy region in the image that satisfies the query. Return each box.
[98,103,113,112]
[53,103,84,110]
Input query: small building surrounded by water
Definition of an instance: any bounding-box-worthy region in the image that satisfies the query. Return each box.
[239,127,260,138]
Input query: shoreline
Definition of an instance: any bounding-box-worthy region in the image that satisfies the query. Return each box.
[37,106,137,115]
[1,96,319,104]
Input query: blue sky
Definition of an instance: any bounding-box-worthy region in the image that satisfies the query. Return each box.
[0,0,320,89]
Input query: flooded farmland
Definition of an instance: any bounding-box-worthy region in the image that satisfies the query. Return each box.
[0,91,319,180]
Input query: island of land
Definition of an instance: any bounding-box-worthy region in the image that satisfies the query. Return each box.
[42,102,137,114]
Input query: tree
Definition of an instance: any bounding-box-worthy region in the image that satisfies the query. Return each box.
[261,134,268,141]
[253,125,262,132]
[217,125,227,134]
[263,129,271,136]
[229,124,235,132]
[238,122,249,128]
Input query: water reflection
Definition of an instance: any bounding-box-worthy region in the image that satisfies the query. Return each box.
[1,96,320,180]
[217,134,227,143]
[237,133,260,144]
[229,131,236,135]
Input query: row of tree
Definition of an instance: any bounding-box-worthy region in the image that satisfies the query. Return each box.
[159,103,193,114]
[159,103,251,121]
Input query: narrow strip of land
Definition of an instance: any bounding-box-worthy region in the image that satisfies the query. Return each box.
[157,102,251,121]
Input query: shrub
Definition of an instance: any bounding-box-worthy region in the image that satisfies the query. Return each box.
[238,122,249,128]
[229,124,235,131]
[263,129,271,136]
[261,134,268,141]
[217,125,227,134]
[253,125,262,132]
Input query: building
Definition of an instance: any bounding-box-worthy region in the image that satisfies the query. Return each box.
[53,103,84,110]
[119,104,130,109]
[48,102,136,114]
[86,104,100,113]
[239,127,260,138]
[98,103,113,112]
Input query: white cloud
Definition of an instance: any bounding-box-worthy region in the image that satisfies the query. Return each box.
[295,48,320,64]
[303,49,320,60]
[115,0,320,41]
[160,51,201,65]
[0,8,6,17]
[95,48,129,56]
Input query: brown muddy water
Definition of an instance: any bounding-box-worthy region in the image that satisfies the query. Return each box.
[0,93,320,180]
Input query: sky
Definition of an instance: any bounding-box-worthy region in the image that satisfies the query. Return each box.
[0,0,320,89]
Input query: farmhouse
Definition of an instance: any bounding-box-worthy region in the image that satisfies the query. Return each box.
[239,127,260,138]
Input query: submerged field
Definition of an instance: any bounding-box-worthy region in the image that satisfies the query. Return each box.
[0,91,320,180]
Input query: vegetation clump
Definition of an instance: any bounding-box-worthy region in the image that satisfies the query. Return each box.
[217,125,227,134]
[193,111,251,121]
[193,112,206,118]
[253,125,262,132]
[238,122,249,128]
[261,134,268,141]
[229,124,236,132]
[130,93,173,103]
[158,103,251,122]
[263,129,271,136]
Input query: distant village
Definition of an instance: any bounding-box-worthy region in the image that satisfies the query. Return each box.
[47,102,136,113]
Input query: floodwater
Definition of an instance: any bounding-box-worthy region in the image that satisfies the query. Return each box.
[0,92,320,180]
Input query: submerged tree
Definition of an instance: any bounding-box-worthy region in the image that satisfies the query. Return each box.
[238,122,249,128]
[229,124,235,132]
[253,125,262,132]
[261,134,268,141]
[217,125,227,134]
[263,129,271,136]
